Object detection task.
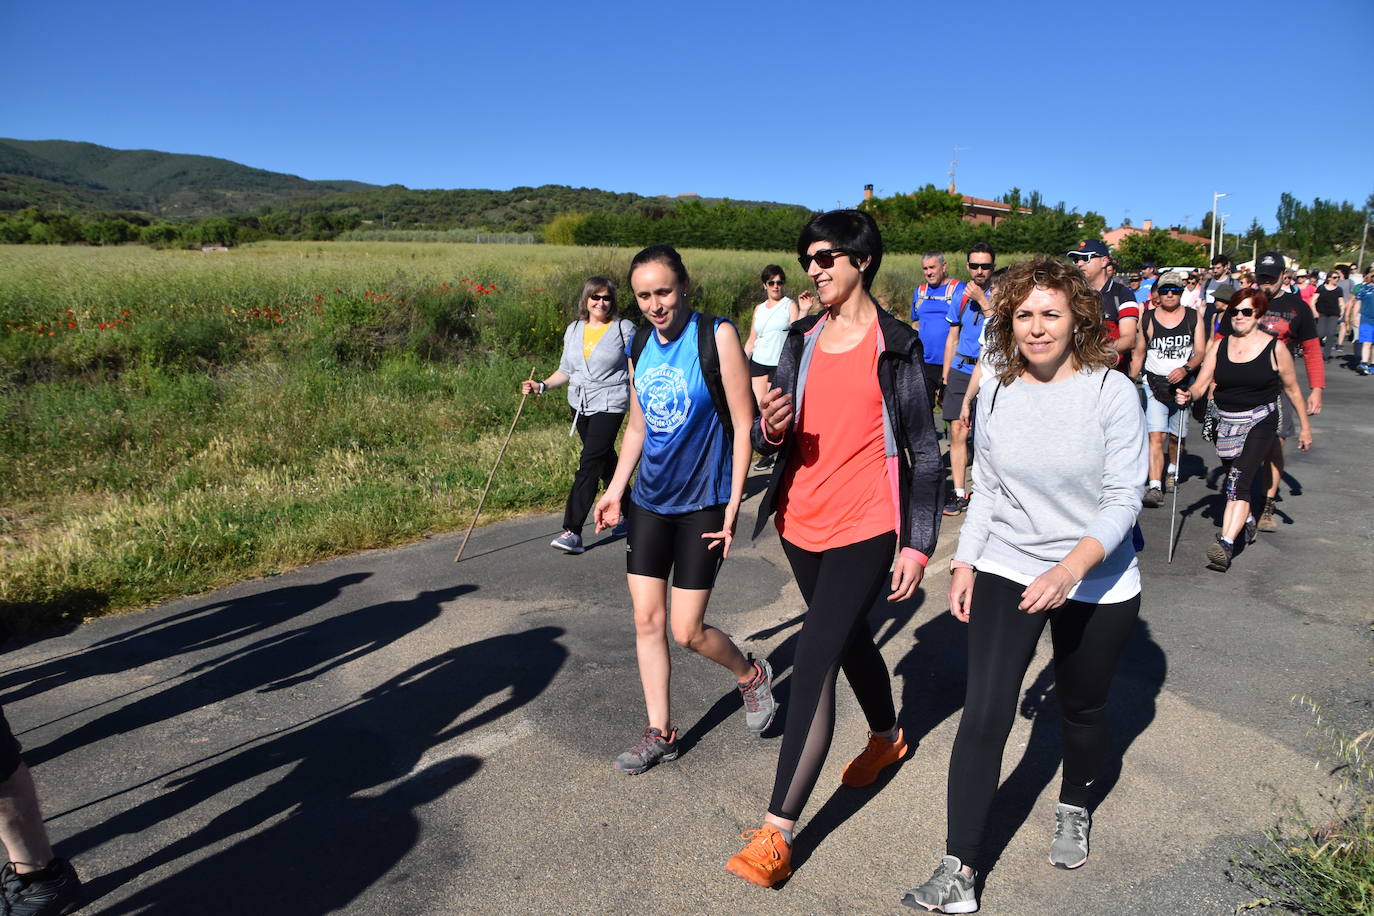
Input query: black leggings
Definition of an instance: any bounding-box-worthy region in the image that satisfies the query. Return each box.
[946,572,1140,867]
[1222,410,1278,503]
[768,532,898,821]
[563,411,624,535]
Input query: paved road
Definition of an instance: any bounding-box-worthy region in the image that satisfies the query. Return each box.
[3,361,1371,915]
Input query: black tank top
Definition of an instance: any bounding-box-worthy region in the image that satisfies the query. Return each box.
[1214,335,1281,411]
[1314,285,1343,317]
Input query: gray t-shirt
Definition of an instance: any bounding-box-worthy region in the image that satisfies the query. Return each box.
[956,366,1147,601]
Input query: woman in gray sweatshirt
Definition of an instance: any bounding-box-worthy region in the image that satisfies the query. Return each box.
[904,256,1147,914]
[523,276,636,555]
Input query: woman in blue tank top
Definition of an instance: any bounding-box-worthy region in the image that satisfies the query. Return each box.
[593,245,777,775]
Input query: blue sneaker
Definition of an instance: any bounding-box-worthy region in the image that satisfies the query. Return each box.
[550,530,584,554]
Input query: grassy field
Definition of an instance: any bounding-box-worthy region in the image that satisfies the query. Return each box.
[1,241,968,632]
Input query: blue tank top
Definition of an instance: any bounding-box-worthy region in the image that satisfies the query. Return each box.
[632,313,733,513]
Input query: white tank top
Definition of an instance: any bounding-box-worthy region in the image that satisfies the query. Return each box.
[751,298,794,366]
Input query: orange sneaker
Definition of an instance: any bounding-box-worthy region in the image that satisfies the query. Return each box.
[725,824,792,887]
[841,727,908,787]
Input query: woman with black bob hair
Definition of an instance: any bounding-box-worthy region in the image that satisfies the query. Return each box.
[725,209,943,887]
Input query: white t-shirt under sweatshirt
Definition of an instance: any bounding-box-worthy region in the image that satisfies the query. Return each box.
[956,365,1147,603]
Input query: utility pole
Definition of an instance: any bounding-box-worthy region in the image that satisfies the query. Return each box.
[1359,213,1369,274]
[1210,191,1228,259]
[948,147,969,194]
[1218,213,1230,260]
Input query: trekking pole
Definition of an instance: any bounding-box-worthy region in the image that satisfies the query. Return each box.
[454,367,536,563]
[1167,406,1186,564]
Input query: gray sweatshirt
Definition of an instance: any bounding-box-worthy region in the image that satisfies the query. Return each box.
[955,366,1147,601]
[557,319,635,416]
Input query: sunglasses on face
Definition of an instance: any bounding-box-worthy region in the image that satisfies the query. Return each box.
[588,294,613,302]
[1229,307,1256,317]
[797,248,853,271]
[764,280,784,286]
[1068,253,1102,263]
[968,262,993,271]
[1157,286,1184,295]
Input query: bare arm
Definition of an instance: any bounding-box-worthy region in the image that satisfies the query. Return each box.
[1274,344,1313,450]
[742,305,761,358]
[703,321,758,558]
[1113,316,1138,355]
[594,376,645,531]
[522,369,570,395]
[941,325,959,386]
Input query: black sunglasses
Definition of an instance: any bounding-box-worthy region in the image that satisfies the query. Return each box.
[764,280,784,286]
[1157,286,1184,295]
[798,248,852,271]
[1229,306,1256,317]
[1068,253,1102,263]
[967,261,994,270]
[588,293,613,302]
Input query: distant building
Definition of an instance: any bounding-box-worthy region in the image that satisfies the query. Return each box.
[1103,220,1208,248]
[861,184,1032,227]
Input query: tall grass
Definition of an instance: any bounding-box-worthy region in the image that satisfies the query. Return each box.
[0,241,970,632]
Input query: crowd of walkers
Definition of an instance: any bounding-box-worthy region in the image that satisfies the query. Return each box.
[2,210,1349,915]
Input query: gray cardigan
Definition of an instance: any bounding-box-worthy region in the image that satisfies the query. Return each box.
[557,319,635,416]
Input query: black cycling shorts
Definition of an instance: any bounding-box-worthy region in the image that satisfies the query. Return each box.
[748,358,776,380]
[625,501,727,590]
[0,705,23,782]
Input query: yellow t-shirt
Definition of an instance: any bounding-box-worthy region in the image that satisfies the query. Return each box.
[582,322,610,360]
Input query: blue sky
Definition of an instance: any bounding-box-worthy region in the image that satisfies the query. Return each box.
[3,0,1370,234]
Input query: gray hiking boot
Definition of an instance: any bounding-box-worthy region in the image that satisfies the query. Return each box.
[1049,802,1091,869]
[612,727,679,775]
[739,656,777,736]
[902,855,977,913]
[1206,536,1233,572]
[1142,486,1164,508]
[550,530,584,554]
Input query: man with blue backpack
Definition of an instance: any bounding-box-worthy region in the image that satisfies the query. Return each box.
[939,243,994,515]
[911,251,970,415]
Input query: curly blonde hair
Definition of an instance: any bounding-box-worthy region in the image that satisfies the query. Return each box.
[984,255,1118,386]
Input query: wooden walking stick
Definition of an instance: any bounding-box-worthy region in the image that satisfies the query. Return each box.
[454,367,536,563]
[1167,406,1186,564]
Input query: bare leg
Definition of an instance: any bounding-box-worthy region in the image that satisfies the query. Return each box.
[627,574,672,732]
[1147,431,1166,482]
[750,374,770,413]
[1221,500,1250,543]
[949,419,971,491]
[667,587,752,680]
[1265,439,1285,499]
[0,763,55,874]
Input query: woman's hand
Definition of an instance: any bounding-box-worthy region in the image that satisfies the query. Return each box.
[888,555,924,603]
[797,290,817,313]
[759,387,793,440]
[593,492,621,532]
[1298,427,1313,451]
[701,501,739,558]
[948,566,975,622]
[521,379,542,395]
[1019,563,1076,613]
[1174,387,1193,405]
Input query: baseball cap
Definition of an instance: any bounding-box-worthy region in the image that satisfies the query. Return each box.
[1158,270,1189,287]
[1255,251,1286,278]
[1213,284,1236,303]
[1068,239,1110,258]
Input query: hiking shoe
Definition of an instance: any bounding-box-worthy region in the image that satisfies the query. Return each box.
[1206,536,1233,573]
[1049,803,1091,869]
[752,454,775,472]
[1257,498,1278,533]
[1244,515,1258,545]
[739,657,777,736]
[550,530,584,554]
[902,855,978,913]
[1,859,83,916]
[1165,470,1177,489]
[841,727,908,787]
[1142,486,1164,508]
[942,493,968,516]
[725,824,792,887]
[612,727,678,775]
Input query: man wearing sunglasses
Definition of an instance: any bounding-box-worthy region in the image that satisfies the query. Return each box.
[1133,271,1203,506]
[938,242,994,515]
[1067,239,1139,371]
[1215,251,1324,533]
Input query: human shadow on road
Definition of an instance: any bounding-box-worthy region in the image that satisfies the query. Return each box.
[66,625,569,914]
[20,582,465,767]
[0,573,373,707]
[975,617,1166,882]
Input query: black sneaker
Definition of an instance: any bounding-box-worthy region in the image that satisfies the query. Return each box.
[1142,487,1164,508]
[1205,536,1233,572]
[942,493,969,516]
[1,859,83,916]
[752,454,775,472]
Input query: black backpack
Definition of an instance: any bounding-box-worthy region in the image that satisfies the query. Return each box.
[630,313,733,440]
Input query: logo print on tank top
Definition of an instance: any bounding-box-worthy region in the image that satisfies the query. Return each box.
[638,364,692,433]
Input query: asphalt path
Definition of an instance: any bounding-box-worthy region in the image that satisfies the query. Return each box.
[3,357,1371,915]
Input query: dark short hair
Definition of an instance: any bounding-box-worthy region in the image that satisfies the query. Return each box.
[797,209,883,289]
[760,264,786,284]
[576,276,617,321]
[629,244,690,290]
[969,241,996,263]
[1212,254,1232,267]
